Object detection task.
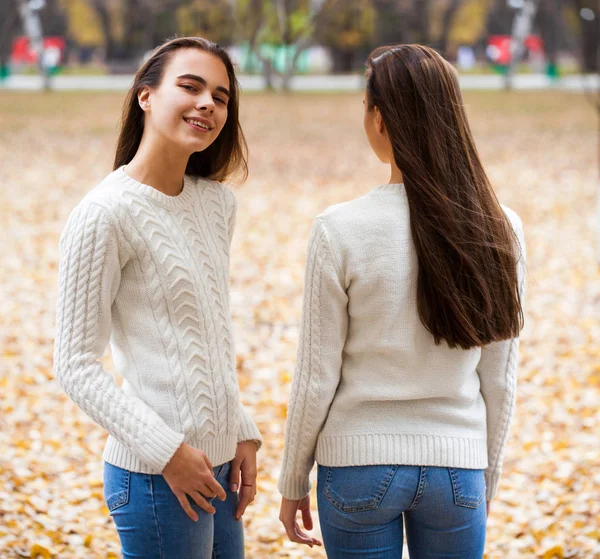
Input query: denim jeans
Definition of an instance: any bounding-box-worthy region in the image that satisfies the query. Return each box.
[317,464,487,559]
[103,461,244,559]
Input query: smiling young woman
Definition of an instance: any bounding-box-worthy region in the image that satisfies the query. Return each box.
[53,37,261,559]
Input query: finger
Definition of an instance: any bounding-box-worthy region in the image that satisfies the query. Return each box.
[203,454,214,471]
[235,486,254,520]
[229,459,241,492]
[294,524,322,547]
[206,476,227,502]
[301,505,313,531]
[197,484,217,499]
[189,491,216,515]
[175,491,199,522]
[205,477,227,501]
[286,522,320,547]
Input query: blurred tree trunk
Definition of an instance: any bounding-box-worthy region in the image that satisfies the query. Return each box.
[572,0,599,72]
[0,0,19,69]
[438,0,463,56]
[486,0,515,34]
[413,0,430,44]
[39,0,68,36]
[372,0,408,44]
[89,0,118,61]
[536,0,561,66]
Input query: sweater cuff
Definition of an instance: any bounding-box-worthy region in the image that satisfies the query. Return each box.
[485,469,501,501]
[238,411,263,450]
[278,474,312,501]
[141,423,185,473]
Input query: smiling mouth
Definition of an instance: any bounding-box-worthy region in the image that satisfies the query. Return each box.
[184,118,212,132]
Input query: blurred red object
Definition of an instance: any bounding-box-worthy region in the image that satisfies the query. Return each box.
[486,34,544,64]
[11,36,65,64]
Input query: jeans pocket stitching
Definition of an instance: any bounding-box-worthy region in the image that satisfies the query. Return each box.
[449,468,484,509]
[324,465,398,513]
[407,466,427,511]
[106,470,131,513]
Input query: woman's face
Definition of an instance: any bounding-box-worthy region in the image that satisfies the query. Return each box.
[140,48,231,155]
[363,89,390,163]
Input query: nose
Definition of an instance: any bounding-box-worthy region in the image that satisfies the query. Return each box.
[196,91,215,113]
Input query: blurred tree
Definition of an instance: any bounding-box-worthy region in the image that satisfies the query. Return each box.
[372,0,408,44]
[61,0,103,47]
[87,0,180,66]
[176,0,235,45]
[371,0,462,57]
[486,0,514,35]
[0,0,20,73]
[449,0,487,50]
[572,0,599,73]
[38,0,69,36]
[314,0,375,72]
[536,0,562,69]
[236,0,327,90]
[437,0,463,55]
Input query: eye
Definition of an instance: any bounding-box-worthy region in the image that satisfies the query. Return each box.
[215,97,227,105]
[181,84,197,92]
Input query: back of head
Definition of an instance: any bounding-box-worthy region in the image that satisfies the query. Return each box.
[366,44,523,349]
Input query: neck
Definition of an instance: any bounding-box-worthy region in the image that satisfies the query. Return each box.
[389,160,404,185]
[125,133,190,196]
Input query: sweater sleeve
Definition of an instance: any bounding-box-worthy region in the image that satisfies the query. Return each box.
[278,218,349,500]
[222,186,263,449]
[53,201,184,472]
[477,213,527,500]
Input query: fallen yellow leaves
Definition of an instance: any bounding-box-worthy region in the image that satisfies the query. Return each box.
[0,90,599,558]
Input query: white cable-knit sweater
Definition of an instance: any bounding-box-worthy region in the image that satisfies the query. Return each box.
[278,183,526,502]
[53,167,262,474]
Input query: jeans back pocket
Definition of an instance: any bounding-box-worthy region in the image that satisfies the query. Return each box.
[104,462,131,514]
[323,465,398,513]
[448,468,485,509]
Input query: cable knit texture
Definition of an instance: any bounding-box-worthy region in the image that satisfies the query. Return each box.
[53,167,262,475]
[278,183,526,501]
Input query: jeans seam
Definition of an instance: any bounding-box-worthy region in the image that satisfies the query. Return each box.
[407,466,427,511]
[149,475,164,559]
[449,468,484,508]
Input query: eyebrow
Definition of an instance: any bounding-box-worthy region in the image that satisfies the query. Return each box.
[177,74,230,97]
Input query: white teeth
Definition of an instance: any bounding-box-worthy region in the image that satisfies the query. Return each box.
[187,119,209,130]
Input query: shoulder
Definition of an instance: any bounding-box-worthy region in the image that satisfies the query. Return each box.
[195,177,237,213]
[60,172,126,243]
[500,204,523,235]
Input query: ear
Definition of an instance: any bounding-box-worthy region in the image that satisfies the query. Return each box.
[137,87,151,112]
[374,107,386,136]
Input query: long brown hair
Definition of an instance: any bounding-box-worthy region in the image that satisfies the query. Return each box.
[114,37,248,182]
[366,44,523,349]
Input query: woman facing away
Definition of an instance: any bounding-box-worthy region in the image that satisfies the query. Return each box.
[53,37,262,559]
[278,44,526,559]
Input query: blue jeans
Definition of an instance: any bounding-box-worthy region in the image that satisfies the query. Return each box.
[317,464,487,559]
[103,461,244,559]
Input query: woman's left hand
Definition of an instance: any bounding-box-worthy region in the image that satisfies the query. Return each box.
[279,496,323,548]
[229,441,258,520]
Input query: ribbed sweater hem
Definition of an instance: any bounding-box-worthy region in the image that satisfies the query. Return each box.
[103,433,238,474]
[315,433,488,469]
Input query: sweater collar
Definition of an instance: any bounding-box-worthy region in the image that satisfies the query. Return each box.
[374,183,405,193]
[113,166,198,210]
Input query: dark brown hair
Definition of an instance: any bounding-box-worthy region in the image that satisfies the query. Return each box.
[366,44,523,349]
[114,37,248,182]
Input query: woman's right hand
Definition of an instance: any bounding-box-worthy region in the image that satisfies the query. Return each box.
[162,443,227,521]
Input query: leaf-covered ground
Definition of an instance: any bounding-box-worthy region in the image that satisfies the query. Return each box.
[0,90,598,558]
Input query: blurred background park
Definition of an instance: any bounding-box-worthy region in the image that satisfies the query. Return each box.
[1,1,599,558]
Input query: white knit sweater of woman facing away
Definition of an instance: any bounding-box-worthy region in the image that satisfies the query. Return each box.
[278,183,525,502]
[53,167,262,474]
